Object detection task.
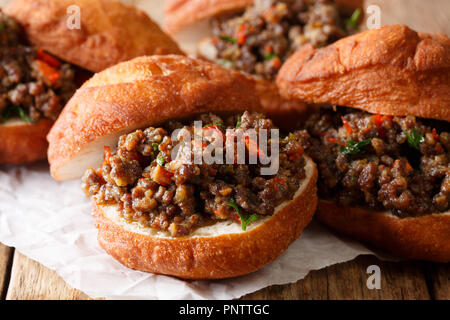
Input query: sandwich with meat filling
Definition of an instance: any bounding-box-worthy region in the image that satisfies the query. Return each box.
[0,9,76,164]
[166,0,360,79]
[164,0,362,125]
[277,25,450,262]
[82,111,310,238]
[47,55,318,279]
[0,0,182,164]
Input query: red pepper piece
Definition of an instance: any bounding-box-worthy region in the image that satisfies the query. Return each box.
[432,128,439,141]
[327,137,346,146]
[152,165,174,186]
[36,48,62,68]
[372,114,392,138]
[341,116,353,135]
[243,135,266,160]
[273,178,286,184]
[103,146,113,165]
[272,57,281,68]
[35,60,60,85]
[287,144,304,161]
[236,24,247,45]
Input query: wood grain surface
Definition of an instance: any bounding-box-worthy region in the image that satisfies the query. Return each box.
[5,251,90,300]
[245,255,433,300]
[0,0,449,300]
[0,244,12,299]
[1,244,448,300]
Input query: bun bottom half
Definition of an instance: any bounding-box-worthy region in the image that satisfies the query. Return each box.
[0,119,53,165]
[316,200,450,262]
[93,157,318,279]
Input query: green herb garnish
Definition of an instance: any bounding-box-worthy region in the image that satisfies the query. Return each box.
[204,122,225,129]
[264,53,278,61]
[0,23,5,32]
[152,142,159,151]
[340,138,372,155]
[236,116,241,128]
[156,154,165,167]
[219,35,236,44]
[1,105,33,123]
[405,129,424,150]
[17,106,32,123]
[219,59,231,67]
[345,8,361,31]
[228,198,259,231]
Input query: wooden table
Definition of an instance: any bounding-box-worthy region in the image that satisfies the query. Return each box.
[1,0,449,300]
[1,243,449,300]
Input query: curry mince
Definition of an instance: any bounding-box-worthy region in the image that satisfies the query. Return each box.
[211,0,355,80]
[82,112,307,237]
[302,107,450,217]
[0,11,76,123]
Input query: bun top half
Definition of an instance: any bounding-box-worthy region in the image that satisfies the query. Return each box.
[47,55,264,181]
[277,25,450,122]
[5,0,183,72]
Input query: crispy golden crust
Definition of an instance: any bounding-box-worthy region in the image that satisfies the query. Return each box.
[5,0,183,72]
[277,25,450,122]
[47,55,264,180]
[93,158,317,279]
[249,75,311,131]
[164,0,252,34]
[245,74,306,113]
[196,37,309,130]
[0,119,53,165]
[317,200,450,262]
[164,0,362,34]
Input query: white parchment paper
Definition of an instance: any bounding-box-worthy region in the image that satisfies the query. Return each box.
[0,163,382,299]
[0,0,390,300]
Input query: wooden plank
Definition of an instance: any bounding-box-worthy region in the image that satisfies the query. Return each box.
[242,267,329,300]
[5,251,91,300]
[425,263,450,300]
[0,243,13,299]
[326,255,429,299]
[243,255,431,300]
[3,251,434,300]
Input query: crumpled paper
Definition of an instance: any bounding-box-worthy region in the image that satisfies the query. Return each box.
[0,0,388,300]
[0,162,381,299]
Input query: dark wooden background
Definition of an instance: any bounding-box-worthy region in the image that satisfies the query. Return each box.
[0,0,449,299]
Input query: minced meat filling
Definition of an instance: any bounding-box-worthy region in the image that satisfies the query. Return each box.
[0,11,76,123]
[211,0,355,80]
[82,112,307,237]
[301,107,450,217]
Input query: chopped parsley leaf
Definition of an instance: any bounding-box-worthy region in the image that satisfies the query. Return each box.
[405,129,424,150]
[228,198,259,231]
[1,105,33,123]
[340,138,372,155]
[264,53,278,61]
[156,154,165,167]
[345,8,361,31]
[204,122,225,129]
[236,116,241,128]
[219,35,236,44]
